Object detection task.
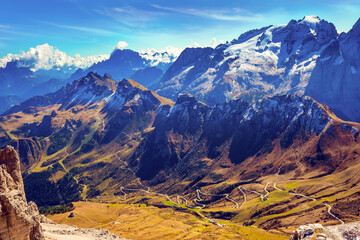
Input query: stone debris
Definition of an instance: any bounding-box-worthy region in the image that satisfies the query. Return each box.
[41,222,128,240]
[290,222,360,240]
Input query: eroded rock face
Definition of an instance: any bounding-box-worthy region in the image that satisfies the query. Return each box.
[290,222,360,240]
[0,145,44,240]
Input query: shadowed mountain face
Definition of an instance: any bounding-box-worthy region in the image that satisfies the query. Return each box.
[129,67,163,87]
[305,18,360,122]
[0,61,38,97]
[68,49,175,84]
[0,61,71,114]
[85,49,146,80]
[130,93,347,182]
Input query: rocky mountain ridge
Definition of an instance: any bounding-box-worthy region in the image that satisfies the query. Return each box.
[131,93,338,182]
[155,16,360,123]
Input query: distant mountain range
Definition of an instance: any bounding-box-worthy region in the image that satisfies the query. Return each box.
[1,16,359,122]
[0,47,180,113]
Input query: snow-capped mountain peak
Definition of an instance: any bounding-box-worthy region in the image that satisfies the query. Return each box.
[156,15,340,113]
[300,15,321,29]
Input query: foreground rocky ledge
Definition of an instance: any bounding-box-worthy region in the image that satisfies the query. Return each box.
[41,220,126,240]
[290,222,360,240]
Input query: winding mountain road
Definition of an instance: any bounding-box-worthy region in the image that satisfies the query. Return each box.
[289,189,343,225]
[196,189,240,208]
[94,113,344,225]
[237,187,247,209]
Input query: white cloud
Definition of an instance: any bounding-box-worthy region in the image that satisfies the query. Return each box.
[42,21,118,35]
[0,24,10,29]
[114,41,128,50]
[210,38,217,48]
[138,46,182,65]
[209,37,225,48]
[189,41,201,48]
[151,5,263,22]
[0,44,109,71]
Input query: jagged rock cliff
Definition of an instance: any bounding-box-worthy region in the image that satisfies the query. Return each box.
[0,145,44,240]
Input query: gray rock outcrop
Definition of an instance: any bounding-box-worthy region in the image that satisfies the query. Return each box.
[0,145,45,240]
[290,222,360,240]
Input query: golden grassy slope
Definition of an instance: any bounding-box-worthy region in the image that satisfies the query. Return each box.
[48,201,288,240]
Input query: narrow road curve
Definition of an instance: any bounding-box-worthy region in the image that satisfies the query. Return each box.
[261,182,285,201]
[64,147,69,157]
[237,187,247,209]
[289,192,316,201]
[120,131,132,139]
[117,187,127,201]
[111,157,346,227]
[196,189,240,208]
[237,182,284,206]
[238,186,263,198]
[323,202,344,225]
[288,189,344,225]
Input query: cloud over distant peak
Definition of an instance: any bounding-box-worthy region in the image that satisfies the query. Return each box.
[209,38,225,48]
[138,46,182,65]
[0,44,109,71]
[114,41,128,50]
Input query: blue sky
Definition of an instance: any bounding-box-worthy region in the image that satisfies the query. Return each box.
[0,0,359,57]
